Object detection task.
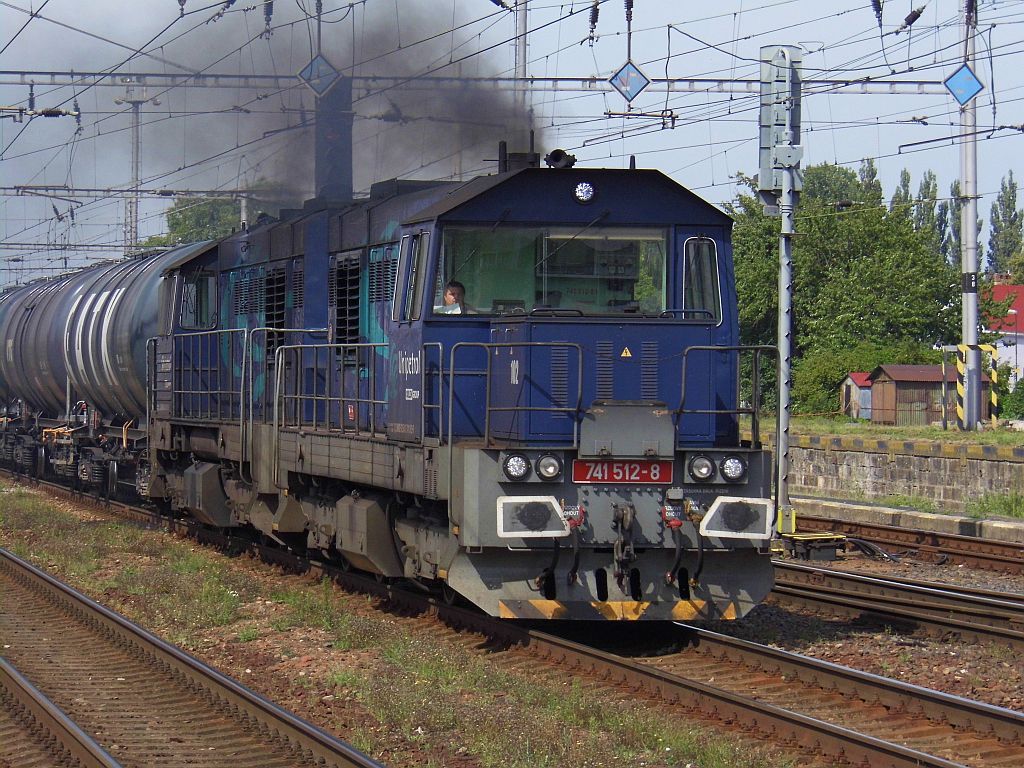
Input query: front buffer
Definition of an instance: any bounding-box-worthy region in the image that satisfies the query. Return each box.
[446,403,776,621]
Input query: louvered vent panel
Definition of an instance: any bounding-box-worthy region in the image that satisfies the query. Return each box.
[641,341,659,400]
[368,259,397,303]
[333,256,360,344]
[550,345,569,417]
[596,341,614,400]
[424,464,438,498]
[291,265,304,311]
[265,267,286,354]
[233,268,265,316]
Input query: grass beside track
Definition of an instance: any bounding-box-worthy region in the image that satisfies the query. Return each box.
[786,415,1024,445]
[0,483,791,768]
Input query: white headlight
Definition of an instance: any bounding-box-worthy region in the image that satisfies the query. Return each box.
[688,455,716,482]
[502,453,531,481]
[536,454,562,480]
[720,456,748,483]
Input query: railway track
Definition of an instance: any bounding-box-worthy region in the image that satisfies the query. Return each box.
[0,655,119,768]
[7,474,1024,767]
[797,514,1024,574]
[0,546,383,768]
[772,560,1024,649]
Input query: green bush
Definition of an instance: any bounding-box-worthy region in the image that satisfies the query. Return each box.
[1002,378,1024,419]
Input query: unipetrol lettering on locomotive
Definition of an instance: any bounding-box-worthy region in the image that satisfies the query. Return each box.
[398,350,421,377]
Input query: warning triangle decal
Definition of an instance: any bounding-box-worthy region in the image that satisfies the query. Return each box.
[620,347,632,358]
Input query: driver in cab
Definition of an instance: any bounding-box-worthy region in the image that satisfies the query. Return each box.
[435,280,472,314]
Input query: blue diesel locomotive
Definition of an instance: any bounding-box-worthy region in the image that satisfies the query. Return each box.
[0,153,776,620]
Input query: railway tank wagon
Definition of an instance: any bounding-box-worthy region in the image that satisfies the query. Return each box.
[148,159,777,621]
[0,245,208,488]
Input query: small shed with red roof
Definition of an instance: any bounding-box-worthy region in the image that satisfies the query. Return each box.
[989,284,1024,385]
[868,364,989,426]
[840,371,872,419]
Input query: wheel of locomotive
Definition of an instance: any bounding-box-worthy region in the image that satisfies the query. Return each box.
[107,460,119,500]
[441,583,461,606]
[34,445,46,479]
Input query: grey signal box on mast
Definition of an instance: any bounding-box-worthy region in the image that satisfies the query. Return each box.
[758,44,803,535]
[758,45,803,212]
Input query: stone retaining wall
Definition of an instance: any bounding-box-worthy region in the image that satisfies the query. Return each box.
[769,436,1024,514]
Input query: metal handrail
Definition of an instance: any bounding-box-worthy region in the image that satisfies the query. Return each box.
[446,341,583,508]
[420,341,444,444]
[272,342,388,487]
[171,328,246,421]
[676,344,777,446]
[240,326,327,469]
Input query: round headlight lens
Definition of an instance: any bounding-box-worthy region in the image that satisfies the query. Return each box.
[720,455,748,483]
[502,453,531,481]
[689,455,716,482]
[536,454,562,480]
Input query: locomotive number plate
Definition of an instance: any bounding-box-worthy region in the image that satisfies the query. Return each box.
[572,460,673,484]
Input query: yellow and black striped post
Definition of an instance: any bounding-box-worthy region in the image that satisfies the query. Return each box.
[956,344,999,428]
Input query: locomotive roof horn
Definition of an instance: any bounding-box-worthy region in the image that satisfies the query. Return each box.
[544,149,577,169]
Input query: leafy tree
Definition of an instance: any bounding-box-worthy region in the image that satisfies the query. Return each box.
[988,171,1021,274]
[857,158,883,205]
[936,197,953,264]
[914,170,940,255]
[1010,250,1024,283]
[723,173,779,348]
[730,163,960,412]
[889,169,912,219]
[142,197,241,248]
[942,179,984,268]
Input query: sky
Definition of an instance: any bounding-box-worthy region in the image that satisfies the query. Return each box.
[1,0,1023,286]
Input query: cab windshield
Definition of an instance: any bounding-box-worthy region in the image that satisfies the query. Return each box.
[434,225,672,316]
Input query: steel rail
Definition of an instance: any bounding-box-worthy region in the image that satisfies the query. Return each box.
[665,625,1024,747]
[776,560,1024,615]
[773,560,1024,646]
[797,514,1024,574]
[0,546,384,768]
[0,656,122,768]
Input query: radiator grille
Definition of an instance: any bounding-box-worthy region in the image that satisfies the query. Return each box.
[265,267,286,353]
[641,341,659,400]
[232,267,265,316]
[290,262,304,311]
[596,341,614,400]
[331,254,360,345]
[368,258,397,303]
[550,345,569,416]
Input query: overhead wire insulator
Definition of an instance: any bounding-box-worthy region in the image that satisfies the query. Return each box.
[588,0,599,46]
[624,0,633,23]
[178,0,186,17]
[966,0,976,28]
[263,0,274,36]
[895,5,925,35]
[28,84,35,112]
[871,0,883,28]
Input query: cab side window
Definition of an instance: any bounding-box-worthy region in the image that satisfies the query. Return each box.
[180,270,217,329]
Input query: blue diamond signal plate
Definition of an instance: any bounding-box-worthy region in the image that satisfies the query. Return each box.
[610,60,650,103]
[944,63,984,106]
[298,53,341,96]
